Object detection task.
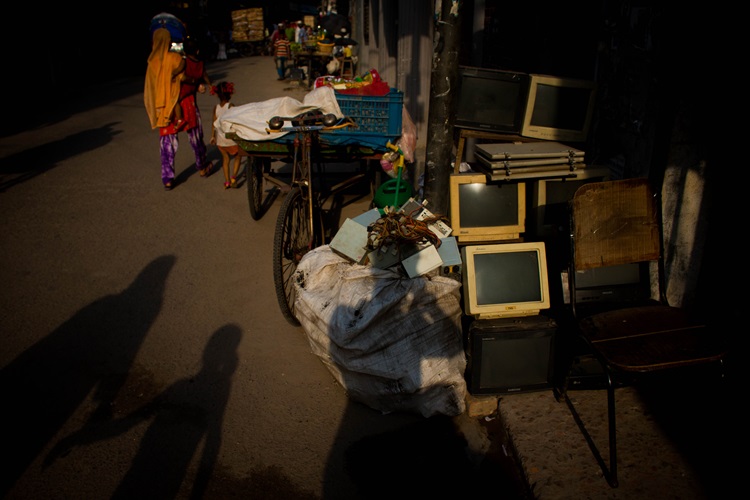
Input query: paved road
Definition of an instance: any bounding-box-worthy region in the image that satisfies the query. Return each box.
[0,57,529,499]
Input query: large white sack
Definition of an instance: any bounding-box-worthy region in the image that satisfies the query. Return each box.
[294,245,467,417]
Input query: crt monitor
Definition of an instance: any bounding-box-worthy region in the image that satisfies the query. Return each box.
[563,262,649,306]
[449,173,526,243]
[529,166,611,238]
[454,66,530,134]
[466,316,556,395]
[520,73,597,143]
[461,242,551,320]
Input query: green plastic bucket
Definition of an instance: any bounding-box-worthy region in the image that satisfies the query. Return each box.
[373,177,413,209]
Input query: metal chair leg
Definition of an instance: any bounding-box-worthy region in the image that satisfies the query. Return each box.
[561,367,620,487]
[605,371,619,487]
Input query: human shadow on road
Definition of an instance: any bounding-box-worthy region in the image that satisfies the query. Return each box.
[44,324,241,499]
[0,123,121,192]
[0,255,176,497]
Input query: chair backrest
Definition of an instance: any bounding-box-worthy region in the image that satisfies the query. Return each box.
[568,178,664,313]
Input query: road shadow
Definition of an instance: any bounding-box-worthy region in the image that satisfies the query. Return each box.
[0,123,121,192]
[44,324,242,499]
[0,255,176,497]
[0,65,232,139]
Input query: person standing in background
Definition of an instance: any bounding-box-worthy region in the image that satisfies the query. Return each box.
[270,22,282,44]
[215,31,228,61]
[284,21,295,42]
[298,22,308,44]
[273,31,291,81]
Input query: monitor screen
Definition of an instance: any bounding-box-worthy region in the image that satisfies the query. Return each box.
[466,316,556,394]
[461,242,551,319]
[521,74,596,143]
[563,263,649,305]
[449,173,525,243]
[574,263,641,288]
[531,85,591,130]
[475,251,542,305]
[455,66,530,134]
[476,332,553,391]
[459,184,519,228]
[530,166,610,238]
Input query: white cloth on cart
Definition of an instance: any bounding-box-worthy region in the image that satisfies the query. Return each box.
[214,85,343,142]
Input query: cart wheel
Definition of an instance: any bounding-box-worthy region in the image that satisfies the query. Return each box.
[268,116,284,130]
[273,187,309,326]
[246,157,265,220]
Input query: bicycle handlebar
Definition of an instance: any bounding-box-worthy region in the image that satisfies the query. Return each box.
[265,118,356,135]
[275,125,325,133]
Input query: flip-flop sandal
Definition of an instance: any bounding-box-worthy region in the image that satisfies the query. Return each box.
[200,163,213,177]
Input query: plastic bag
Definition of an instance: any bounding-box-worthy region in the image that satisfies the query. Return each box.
[294,246,467,417]
[379,150,401,178]
[396,107,417,164]
[326,58,340,74]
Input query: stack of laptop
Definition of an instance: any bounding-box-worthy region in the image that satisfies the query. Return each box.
[475,141,585,181]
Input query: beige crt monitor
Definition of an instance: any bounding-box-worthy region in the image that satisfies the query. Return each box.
[449,173,525,243]
[461,242,551,320]
[520,74,597,143]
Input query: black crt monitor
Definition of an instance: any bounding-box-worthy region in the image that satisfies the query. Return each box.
[455,66,530,134]
[466,315,557,394]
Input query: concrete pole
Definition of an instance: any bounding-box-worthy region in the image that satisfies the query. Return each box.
[423,0,462,216]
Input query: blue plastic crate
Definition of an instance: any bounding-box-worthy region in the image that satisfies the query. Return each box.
[321,89,403,150]
[334,89,403,136]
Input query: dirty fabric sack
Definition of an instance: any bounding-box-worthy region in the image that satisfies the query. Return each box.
[294,245,467,417]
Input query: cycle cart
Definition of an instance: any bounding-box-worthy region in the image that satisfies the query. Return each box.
[227,89,404,326]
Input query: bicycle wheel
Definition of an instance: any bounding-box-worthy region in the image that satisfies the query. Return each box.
[246,156,264,220]
[273,186,315,326]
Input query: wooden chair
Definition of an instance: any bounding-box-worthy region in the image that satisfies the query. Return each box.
[556,177,729,487]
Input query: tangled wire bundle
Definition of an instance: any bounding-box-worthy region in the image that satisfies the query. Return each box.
[366,209,450,253]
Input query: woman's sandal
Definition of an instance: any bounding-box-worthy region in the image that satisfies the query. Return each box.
[230,176,237,188]
[164,182,173,191]
[199,163,213,177]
